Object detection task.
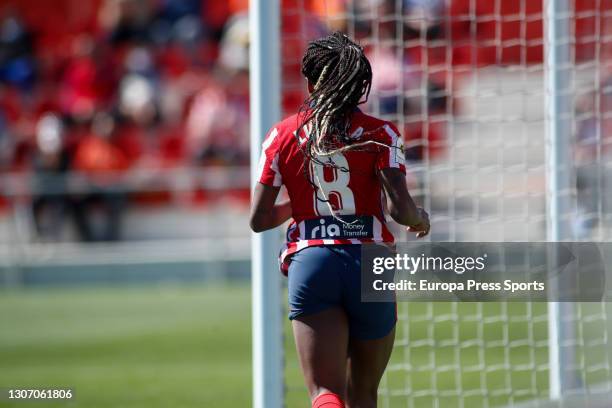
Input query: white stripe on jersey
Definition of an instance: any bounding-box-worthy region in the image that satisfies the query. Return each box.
[373,217,382,240]
[296,241,309,251]
[256,128,282,186]
[383,124,404,169]
[270,153,282,186]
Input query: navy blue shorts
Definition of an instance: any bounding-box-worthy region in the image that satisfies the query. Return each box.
[287,244,396,340]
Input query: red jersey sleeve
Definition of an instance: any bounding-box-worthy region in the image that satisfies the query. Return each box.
[376,122,406,174]
[256,127,283,187]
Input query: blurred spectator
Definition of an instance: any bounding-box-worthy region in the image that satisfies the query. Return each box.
[201,0,248,41]
[31,114,70,240]
[308,0,347,32]
[185,69,249,165]
[59,35,104,122]
[185,14,250,165]
[573,75,612,238]
[71,112,128,241]
[368,42,447,163]
[119,73,157,125]
[0,105,13,170]
[0,9,35,90]
[217,12,248,73]
[403,0,445,40]
[280,1,328,113]
[0,0,252,179]
[98,0,155,45]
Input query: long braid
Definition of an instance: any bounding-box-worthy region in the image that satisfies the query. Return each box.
[296,32,401,223]
[298,32,373,160]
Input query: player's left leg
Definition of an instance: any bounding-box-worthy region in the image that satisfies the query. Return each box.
[345,327,395,408]
[337,245,397,407]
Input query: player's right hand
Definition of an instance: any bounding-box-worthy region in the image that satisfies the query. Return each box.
[407,208,430,238]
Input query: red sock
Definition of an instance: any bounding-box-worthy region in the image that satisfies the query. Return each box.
[312,392,344,408]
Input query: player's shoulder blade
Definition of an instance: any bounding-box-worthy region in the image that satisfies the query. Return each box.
[353,111,384,128]
[353,111,399,139]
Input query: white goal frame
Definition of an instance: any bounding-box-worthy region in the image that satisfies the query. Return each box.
[544,0,579,401]
[250,0,284,407]
[250,0,582,406]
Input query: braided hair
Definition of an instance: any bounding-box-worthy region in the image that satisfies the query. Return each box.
[298,32,373,161]
[297,32,397,221]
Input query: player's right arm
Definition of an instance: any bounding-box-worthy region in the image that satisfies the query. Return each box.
[249,126,292,233]
[250,184,292,232]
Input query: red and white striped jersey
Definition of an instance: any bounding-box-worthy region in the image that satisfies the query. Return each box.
[257,110,406,274]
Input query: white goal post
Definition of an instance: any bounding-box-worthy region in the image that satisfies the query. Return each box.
[543,0,578,400]
[249,1,284,407]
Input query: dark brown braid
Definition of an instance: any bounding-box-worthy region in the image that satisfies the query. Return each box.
[295,32,401,221]
[297,31,373,164]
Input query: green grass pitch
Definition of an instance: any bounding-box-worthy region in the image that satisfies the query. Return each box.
[0,285,609,407]
[0,284,308,408]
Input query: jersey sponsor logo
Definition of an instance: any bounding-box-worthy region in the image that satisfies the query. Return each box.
[304,215,374,239]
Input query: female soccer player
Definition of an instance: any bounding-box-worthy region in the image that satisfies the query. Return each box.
[250,32,430,408]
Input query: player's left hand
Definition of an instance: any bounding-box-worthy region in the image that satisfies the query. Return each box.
[407,208,430,238]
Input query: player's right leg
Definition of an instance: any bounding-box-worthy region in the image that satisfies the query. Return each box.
[288,246,350,407]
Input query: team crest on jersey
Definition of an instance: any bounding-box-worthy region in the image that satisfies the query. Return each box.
[350,127,364,139]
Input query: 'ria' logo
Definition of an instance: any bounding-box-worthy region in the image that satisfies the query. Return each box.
[310,219,340,239]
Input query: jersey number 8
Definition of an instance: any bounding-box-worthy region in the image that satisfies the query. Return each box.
[310,154,356,216]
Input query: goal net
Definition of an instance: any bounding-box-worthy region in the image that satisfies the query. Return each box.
[277,0,612,407]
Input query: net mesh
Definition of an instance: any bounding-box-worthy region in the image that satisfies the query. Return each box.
[280,0,612,407]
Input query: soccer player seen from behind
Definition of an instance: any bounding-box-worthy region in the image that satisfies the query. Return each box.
[250,32,430,408]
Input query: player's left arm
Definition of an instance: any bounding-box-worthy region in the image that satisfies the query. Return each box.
[377,122,430,238]
[250,183,292,232]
